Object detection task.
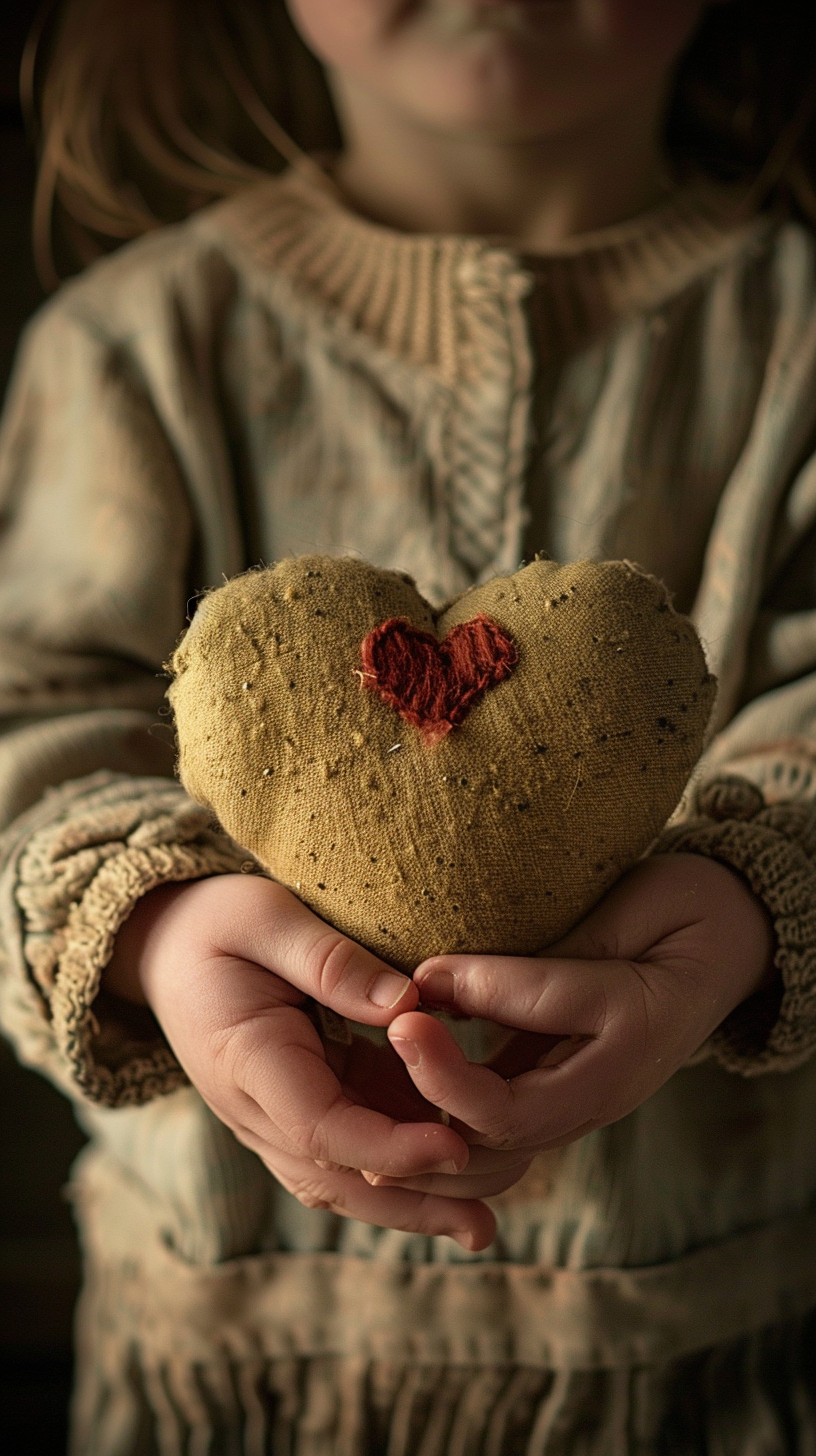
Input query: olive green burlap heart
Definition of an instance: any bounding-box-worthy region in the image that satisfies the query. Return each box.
[168,556,715,972]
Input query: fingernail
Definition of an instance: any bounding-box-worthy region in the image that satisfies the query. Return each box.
[390,1036,420,1067]
[368,971,410,1009]
[434,1158,464,1175]
[416,967,455,1010]
[454,1230,479,1251]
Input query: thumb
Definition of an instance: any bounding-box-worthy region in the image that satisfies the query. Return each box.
[544,858,672,964]
[218,877,418,1025]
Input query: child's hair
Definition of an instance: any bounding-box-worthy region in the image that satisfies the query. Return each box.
[24,0,339,287]
[24,0,816,288]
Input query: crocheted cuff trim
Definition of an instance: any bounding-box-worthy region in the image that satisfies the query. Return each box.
[657,779,816,1075]
[13,776,252,1106]
[49,836,252,1106]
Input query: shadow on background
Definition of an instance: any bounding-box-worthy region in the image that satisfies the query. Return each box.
[1,3,89,1451]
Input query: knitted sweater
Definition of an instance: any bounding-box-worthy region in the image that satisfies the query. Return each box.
[3,166,816,1452]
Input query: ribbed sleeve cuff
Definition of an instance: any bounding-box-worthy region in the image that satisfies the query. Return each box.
[15,775,251,1106]
[656,775,816,1076]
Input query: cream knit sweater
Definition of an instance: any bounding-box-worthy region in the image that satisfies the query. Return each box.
[3,166,816,1452]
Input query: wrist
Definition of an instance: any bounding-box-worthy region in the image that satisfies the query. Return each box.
[656,852,777,1008]
[102,882,191,1007]
[704,857,777,1004]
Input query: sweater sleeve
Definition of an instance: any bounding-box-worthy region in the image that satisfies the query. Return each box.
[655,753,816,1075]
[644,310,816,1075]
[2,772,250,1105]
[0,266,246,1107]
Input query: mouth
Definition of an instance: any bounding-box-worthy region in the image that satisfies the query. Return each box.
[434,0,570,8]
[421,0,571,29]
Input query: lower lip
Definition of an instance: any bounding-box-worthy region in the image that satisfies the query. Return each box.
[453,0,569,11]
[424,0,569,28]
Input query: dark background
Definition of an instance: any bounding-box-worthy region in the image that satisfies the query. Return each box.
[1,3,88,1451]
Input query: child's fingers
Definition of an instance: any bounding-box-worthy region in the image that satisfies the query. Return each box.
[310,1092,468,1178]
[387,1011,518,1139]
[363,1142,532,1186]
[221,878,419,1024]
[388,1008,616,1150]
[232,1006,470,1177]
[251,1145,496,1251]
[414,953,613,1036]
[339,1035,451,1123]
[361,1157,533,1199]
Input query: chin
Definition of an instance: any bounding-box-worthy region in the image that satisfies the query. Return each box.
[392,42,591,139]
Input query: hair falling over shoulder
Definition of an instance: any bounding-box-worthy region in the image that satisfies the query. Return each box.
[23,0,339,289]
[22,0,816,289]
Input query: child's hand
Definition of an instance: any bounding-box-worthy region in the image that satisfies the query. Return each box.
[375,854,775,1197]
[103,875,498,1249]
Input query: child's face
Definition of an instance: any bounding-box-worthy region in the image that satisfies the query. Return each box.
[285,0,708,141]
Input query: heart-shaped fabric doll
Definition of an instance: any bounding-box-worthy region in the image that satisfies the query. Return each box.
[168,555,715,972]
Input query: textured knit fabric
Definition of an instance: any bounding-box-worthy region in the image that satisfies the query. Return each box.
[15,774,251,1102]
[658,779,816,1075]
[3,163,816,1450]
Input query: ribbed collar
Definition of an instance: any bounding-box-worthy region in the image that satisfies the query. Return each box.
[213,163,770,384]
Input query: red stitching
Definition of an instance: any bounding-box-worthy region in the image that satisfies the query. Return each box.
[359,615,518,744]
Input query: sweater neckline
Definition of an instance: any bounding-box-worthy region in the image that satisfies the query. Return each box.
[269,154,759,259]
[213,162,769,381]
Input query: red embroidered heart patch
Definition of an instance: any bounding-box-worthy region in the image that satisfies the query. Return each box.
[359,615,518,744]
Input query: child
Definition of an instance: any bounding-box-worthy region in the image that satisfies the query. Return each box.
[3,0,816,1449]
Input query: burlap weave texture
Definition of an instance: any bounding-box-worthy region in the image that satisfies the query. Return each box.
[169,556,715,972]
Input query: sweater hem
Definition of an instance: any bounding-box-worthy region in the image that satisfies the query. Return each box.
[74,1145,816,1373]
